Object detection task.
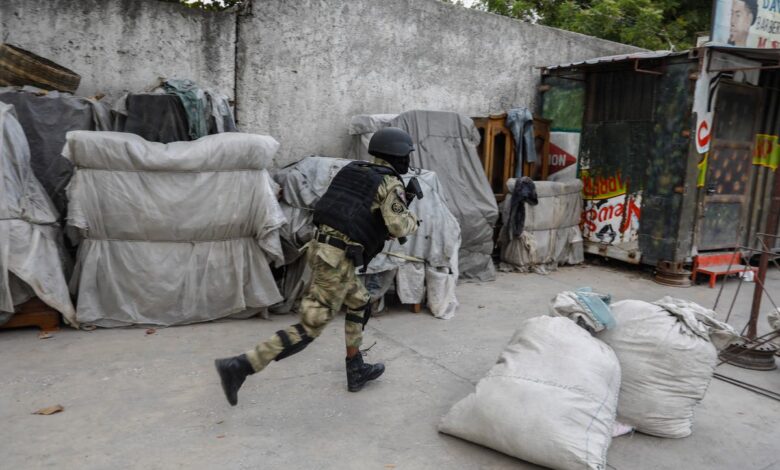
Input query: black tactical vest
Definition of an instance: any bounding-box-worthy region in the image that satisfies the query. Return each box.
[313,161,403,260]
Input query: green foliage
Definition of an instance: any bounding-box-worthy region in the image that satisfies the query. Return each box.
[473,0,712,50]
[158,0,241,12]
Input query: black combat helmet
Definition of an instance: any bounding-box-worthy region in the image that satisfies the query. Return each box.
[368,127,415,158]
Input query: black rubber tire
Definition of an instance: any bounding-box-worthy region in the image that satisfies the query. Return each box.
[0,43,81,93]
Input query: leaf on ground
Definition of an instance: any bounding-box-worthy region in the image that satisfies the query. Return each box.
[385,465,396,469]
[216,420,224,424]
[216,435,226,439]
[145,328,156,335]
[38,331,53,339]
[33,405,63,415]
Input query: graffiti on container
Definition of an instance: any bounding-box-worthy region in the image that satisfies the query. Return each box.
[581,171,642,245]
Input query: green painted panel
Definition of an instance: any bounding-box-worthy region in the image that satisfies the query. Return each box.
[542,76,585,132]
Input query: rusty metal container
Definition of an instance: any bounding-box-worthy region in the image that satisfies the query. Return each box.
[539,47,780,270]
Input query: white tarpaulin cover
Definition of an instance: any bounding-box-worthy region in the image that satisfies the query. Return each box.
[598,298,738,438]
[500,178,584,274]
[272,156,461,319]
[439,316,621,469]
[351,111,498,281]
[65,131,286,327]
[0,103,76,325]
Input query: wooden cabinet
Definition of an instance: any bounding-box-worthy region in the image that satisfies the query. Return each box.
[473,113,551,201]
[473,114,514,201]
[527,117,552,181]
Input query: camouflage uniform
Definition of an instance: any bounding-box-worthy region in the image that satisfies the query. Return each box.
[245,162,418,373]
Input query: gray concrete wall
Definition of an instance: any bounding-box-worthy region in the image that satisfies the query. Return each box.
[1,0,641,165]
[237,0,643,165]
[0,0,236,101]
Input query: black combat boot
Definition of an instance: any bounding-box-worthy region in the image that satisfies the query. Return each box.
[214,354,255,406]
[346,354,385,392]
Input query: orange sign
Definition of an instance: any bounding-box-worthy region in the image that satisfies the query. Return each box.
[581,171,628,200]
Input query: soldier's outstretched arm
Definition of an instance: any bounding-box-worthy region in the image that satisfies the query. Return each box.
[379,177,419,238]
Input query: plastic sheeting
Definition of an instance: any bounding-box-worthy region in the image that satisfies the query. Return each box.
[112,80,238,144]
[347,114,397,161]
[116,93,190,143]
[392,111,497,281]
[499,178,584,274]
[439,316,621,469]
[351,111,498,281]
[550,288,615,333]
[65,131,285,327]
[271,156,460,319]
[0,103,76,325]
[0,86,111,215]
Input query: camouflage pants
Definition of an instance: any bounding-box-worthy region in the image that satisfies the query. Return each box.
[245,240,371,373]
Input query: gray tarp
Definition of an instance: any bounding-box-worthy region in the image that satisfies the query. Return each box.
[112,79,238,144]
[347,114,398,161]
[271,156,461,319]
[0,103,76,326]
[351,111,499,281]
[499,179,584,274]
[0,86,111,216]
[65,131,285,327]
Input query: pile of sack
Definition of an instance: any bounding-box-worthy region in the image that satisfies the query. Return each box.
[438,291,738,469]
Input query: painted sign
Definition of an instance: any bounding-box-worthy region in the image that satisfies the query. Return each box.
[580,171,642,245]
[548,132,579,180]
[693,51,716,154]
[712,0,780,48]
[754,134,780,169]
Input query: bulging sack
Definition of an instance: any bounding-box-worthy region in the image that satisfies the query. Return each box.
[598,298,735,438]
[439,316,621,470]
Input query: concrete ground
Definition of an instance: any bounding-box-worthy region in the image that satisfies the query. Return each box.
[1,261,779,470]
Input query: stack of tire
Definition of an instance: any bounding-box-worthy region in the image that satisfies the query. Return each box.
[0,43,80,93]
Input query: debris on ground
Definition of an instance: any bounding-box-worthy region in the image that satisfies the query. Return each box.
[32,405,64,415]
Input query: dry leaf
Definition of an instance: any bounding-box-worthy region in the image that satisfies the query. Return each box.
[216,420,224,425]
[38,331,53,339]
[33,405,63,415]
[385,465,396,469]
[216,435,226,439]
[145,328,156,335]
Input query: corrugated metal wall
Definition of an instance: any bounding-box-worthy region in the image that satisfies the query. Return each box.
[748,69,780,250]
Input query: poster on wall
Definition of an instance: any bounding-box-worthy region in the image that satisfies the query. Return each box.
[580,171,642,246]
[547,132,579,181]
[712,0,780,48]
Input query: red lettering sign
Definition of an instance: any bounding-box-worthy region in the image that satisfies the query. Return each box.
[697,121,711,149]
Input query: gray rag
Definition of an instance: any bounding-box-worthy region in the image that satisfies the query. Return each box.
[163,79,209,140]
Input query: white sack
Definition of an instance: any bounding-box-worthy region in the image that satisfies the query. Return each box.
[65,131,285,327]
[439,316,620,470]
[598,298,737,438]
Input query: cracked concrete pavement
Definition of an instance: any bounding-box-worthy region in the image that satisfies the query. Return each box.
[1,262,779,469]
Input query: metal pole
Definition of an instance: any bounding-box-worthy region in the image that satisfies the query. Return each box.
[748,169,780,338]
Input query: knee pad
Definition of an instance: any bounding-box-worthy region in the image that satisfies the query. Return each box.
[345,303,371,330]
[274,324,314,361]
